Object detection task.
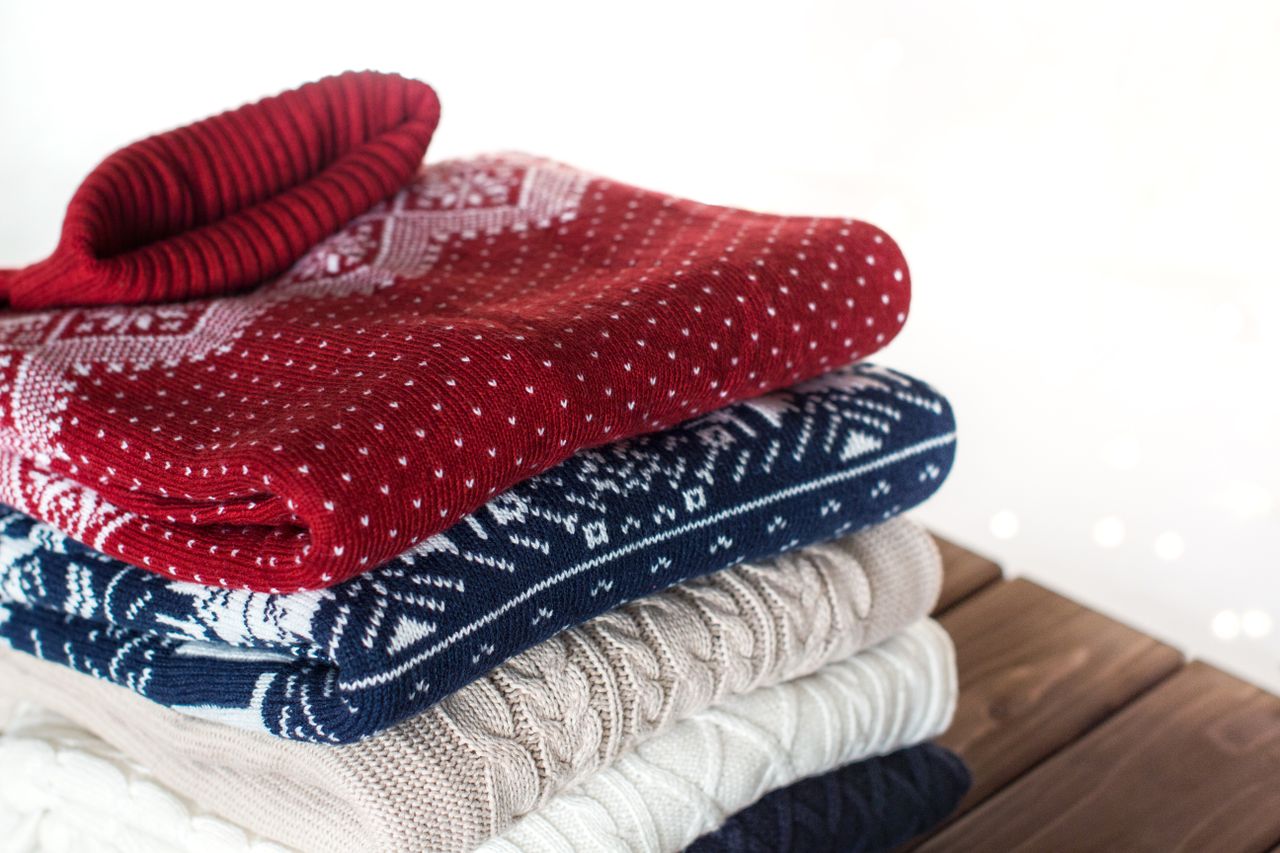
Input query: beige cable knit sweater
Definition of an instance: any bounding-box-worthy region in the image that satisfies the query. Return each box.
[0,517,941,853]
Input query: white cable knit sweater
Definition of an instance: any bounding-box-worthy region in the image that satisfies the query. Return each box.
[0,620,954,853]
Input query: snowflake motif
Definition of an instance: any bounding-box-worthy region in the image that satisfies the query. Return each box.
[413,162,521,211]
[286,221,380,283]
[63,305,204,340]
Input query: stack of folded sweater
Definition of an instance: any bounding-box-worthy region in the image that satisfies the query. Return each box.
[0,72,967,852]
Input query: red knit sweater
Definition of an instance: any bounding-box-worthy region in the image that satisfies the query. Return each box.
[0,73,910,591]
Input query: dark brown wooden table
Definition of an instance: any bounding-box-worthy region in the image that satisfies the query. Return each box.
[905,537,1280,853]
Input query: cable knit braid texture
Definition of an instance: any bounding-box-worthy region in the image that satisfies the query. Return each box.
[0,517,941,853]
[480,618,958,853]
[0,72,912,592]
[686,743,972,853]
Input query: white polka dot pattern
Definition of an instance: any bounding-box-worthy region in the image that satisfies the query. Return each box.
[0,153,911,591]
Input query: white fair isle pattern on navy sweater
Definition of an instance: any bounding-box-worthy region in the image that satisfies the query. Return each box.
[0,364,955,744]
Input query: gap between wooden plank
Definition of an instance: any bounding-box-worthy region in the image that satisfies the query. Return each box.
[931,534,1002,615]
[921,662,1280,852]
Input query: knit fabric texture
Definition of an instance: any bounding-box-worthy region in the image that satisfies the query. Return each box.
[685,743,971,853]
[480,618,957,853]
[0,696,290,850]
[0,619,956,853]
[0,702,289,853]
[0,81,912,592]
[0,518,941,853]
[0,364,955,743]
[0,72,439,311]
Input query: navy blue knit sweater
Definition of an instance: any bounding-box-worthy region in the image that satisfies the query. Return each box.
[687,744,971,853]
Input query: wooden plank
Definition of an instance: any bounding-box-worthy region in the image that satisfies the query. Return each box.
[931,534,1002,614]
[922,662,1280,852]
[927,579,1184,823]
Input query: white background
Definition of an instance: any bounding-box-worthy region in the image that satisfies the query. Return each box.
[2,0,1278,690]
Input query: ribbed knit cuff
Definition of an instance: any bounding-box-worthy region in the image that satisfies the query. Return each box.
[1,71,439,309]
